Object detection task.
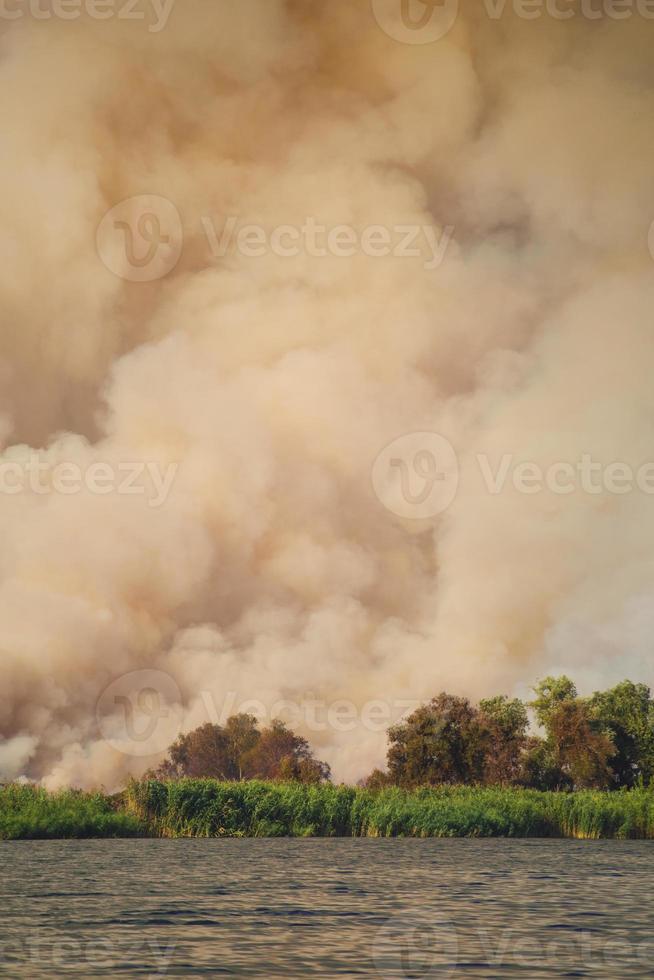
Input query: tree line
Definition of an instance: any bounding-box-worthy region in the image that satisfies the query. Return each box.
[149,677,654,792]
[367,677,654,791]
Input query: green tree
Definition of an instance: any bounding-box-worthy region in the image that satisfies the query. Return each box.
[520,736,571,791]
[479,696,529,785]
[528,676,615,789]
[386,694,486,787]
[530,676,577,728]
[588,681,654,788]
[547,699,615,789]
[224,714,260,781]
[153,722,236,780]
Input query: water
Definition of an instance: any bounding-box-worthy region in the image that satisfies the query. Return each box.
[1,839,653,977]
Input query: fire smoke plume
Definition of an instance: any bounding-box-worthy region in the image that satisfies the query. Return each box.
[1,1,653,787]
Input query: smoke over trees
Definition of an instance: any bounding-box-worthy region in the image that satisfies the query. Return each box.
[1,3,654,789]
[367,677,654,792]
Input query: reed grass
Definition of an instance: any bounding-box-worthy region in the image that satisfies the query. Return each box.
[0,783,143,839]
[122,780,654,840]
[4,780,654,839]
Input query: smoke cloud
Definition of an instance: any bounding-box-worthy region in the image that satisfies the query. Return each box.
[1,2,654,788]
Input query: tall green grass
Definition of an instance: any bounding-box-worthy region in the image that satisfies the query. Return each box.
[0,784,143,839]
[4,781,654,839]
[123,780,654,840]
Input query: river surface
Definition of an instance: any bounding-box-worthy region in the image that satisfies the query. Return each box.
[1,838,653,977]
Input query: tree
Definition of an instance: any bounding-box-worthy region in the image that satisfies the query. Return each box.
[520,736,571,791]
[530,676,577,728]
[547,699,614,789]
[528,677,615,790]
[151,715,331,784]
[386,694,486,787]
[244,719,331,784]
[361,768,392,790]
[224,714,260,781]
[152,722,236,780]
[278,754,331,785]
[478,696,529,786]
[588,681,654,788]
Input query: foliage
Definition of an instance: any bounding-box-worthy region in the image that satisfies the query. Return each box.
[387,694,486,787]
[546,699,615,789]
[380,676,654,792]
[122,779,654,839]
[6,780,654,840]
[479,696,529,785]
[588,681,654,788]
[530,676,578,727]
[0,784,143,839]
[150,714,330,785]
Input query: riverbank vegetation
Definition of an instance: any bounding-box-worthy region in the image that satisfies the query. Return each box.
[3,675,654,839]
[366,676,654,792]
[0,784,142,839]
[149,676,654,793]
[123,780,654,839]
[4,781,654,840]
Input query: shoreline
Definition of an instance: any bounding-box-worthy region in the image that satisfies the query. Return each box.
[3,781,654,841]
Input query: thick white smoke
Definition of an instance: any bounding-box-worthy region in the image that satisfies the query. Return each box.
[1,2,654,789]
